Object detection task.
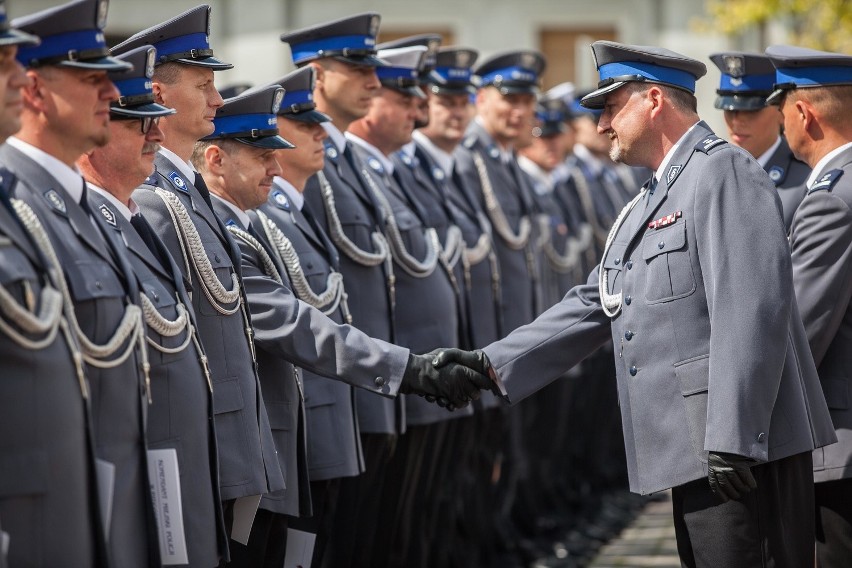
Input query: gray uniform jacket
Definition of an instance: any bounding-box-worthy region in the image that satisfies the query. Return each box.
[88,190,226,565]
[212,198,408,513]
[0,170,104,568]
[304,139,403,435]
[257,185,364,483]
[355,145,465,426]
[455,122,538,336]
[789,144,852,483]
[0,144,159,568]
[764,136,810,233]
[482,122,836,495]
[133,152,285,502]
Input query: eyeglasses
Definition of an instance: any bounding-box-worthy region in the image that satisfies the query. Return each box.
[112,115,161,134]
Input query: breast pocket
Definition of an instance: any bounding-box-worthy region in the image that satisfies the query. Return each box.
[641,220,695,304]
[0,242,40,310]
[64,259,124,301]
[392,208,427,258]
[336,205,376,250]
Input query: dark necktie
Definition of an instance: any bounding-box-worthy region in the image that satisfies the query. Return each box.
[193,172,216,211]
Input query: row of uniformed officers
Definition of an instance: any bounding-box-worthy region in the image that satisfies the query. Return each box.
[0,0,846,566]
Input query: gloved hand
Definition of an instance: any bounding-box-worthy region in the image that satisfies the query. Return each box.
[400,349,492,410]
[707,451,758,503]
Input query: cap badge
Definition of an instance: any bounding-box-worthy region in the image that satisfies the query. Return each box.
[145,48,156,78]
[369,15,380,37]
[272,89,284,114]
[723,55,744,78]
[456,51,471,68]
[97,0,109,29]
[520,53,537,70]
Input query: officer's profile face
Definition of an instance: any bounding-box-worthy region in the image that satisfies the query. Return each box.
[0,45,29,142]
[275,116,327,186]
[572,114,610,157]
[154,65,223,141]
[358,88,418,153]
[598,85,651,167]
[215,143,282,210]
[23,65,119,160]
[419,92,471,149]
[722,107,783,159]
[314,59,380,123]
[476,87,536,146]
[413,90,430,129]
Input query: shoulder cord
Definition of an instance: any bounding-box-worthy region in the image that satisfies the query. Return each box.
[153,189,241,315]
[569,166,611,250]
[13,199,150,402]
[0,277,62,349]
[255,210,353,324]
[316,170,396,308]
[472,151,531,250]
[441,225,464,270]
[359,167,439,279]
[225,223,284,285]
[599,189,647,318]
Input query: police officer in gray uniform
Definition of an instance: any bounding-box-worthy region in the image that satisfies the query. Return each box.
[199,85,485,567]
[766,44,852,568]
[112,9,289,554]
[4,1,161,566]
[280,19,403,565]
[0,5,105,566]
[710,51,809,233]
[77,44,226,567]
[435,40,837,568]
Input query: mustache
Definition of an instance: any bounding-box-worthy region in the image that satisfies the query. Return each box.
[142,142,161,154]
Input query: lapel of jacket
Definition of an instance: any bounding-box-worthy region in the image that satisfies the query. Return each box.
[621,122,715,252]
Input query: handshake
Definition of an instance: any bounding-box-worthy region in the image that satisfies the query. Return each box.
[400,348,508,410]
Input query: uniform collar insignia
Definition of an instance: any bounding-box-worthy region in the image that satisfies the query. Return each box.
[168,171,189,193]
[43,189,67,216]
[432,165,445,181]
[325,143,339,160]
[99,204,117,227]
[272,189,290,210]
[768,165,784,183]
[367,156,384,174]
[666,164,682,184]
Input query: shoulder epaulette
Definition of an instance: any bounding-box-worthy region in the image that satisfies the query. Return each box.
[808,169,844,194]
[694,135,727,154]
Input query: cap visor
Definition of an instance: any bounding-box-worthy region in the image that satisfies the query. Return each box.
[495,84,539,95]
[59,56,134,72]
[580,81,628,110]
[282,109,332,123]
[111,102,176,118]
[0,28,40,47]
[765,88,788,106]
[383,84,426,99]
[235,135,296,150]
[332,54,389,68]
[714,95,767,111]
[173,56,234,71]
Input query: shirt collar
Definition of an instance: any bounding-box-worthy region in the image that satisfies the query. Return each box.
[412,130,455,176]
[755,136,783,169]
[211,194,250,229]
[321,122,347,154]
[806,140,852,188]
[654,121,702,186]
[158,146,196,183]
[474,116,514,162]
[7,137,85,204]
[345,132,395,175]
[87,183,138,221]
[273,177,304,211]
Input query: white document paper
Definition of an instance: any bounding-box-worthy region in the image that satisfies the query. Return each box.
[230,494,262,545]
[147,449,188,565]
[1,530,9,556]
[283,528,316,568]
[95,459,115,543]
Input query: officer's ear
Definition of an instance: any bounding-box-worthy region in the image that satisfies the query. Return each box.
[21,68,49,113]
[647,85,665,118]
[793,99,816,134]
[203,143,227,175]
[310,61,324,88]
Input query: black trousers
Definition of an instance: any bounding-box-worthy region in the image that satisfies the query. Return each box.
[221,505,289,568]
[815,478,852,568]
[672,451,814,568]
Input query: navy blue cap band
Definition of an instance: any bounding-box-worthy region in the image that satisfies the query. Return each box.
[434,66,472,82]
[775,65,852,87]
[279,89,312,113]
[113,76,151,100]
[153,32,212,62]
[480,65,538,86]
[599,61,696,92]
[209,113,278,139]
[291,34,375,64]
[376,66,418,82]
[17,28,105,65]
[718,72,774,92]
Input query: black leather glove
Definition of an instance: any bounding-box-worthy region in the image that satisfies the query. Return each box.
[707,451,758,503]
[400,349,491,410]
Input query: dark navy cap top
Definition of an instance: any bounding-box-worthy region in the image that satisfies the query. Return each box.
[475,50,546,95]
[204,85,294,149]
[765,45,852,103]
[259,66,330,124]
[0,0,39,47]
[218,83,252,99]
[709,52,775,110]
[13,0,131,70]
[112,5,232,70]
[429,46,479,95]
[378,33,442,78]
[581,40,706,109]
[281,12,385,67]
[376,45,427,98]
[108,45,175,118]
[534,96,568,137]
